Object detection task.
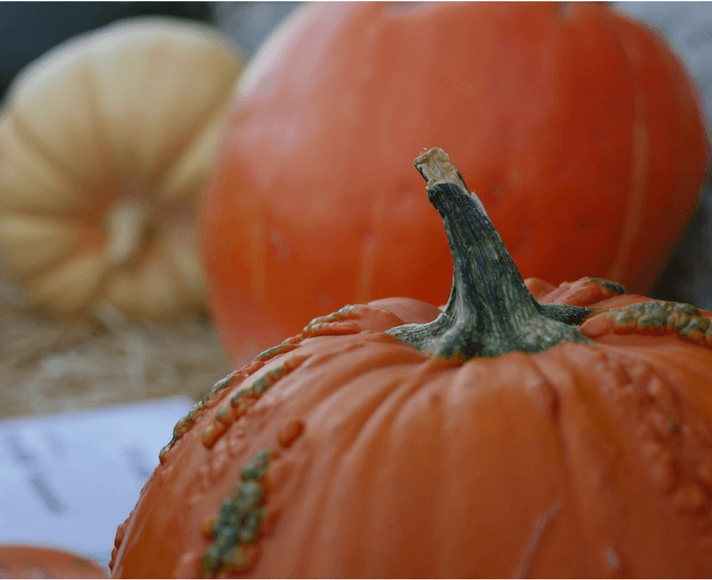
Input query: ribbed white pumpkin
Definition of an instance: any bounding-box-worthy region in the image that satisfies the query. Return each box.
[0,17,244,319]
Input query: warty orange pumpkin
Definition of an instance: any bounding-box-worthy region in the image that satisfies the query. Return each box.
[111,149,712,578]
[201,1,709,365]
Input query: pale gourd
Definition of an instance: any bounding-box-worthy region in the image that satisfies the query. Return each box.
[0,17,244,319]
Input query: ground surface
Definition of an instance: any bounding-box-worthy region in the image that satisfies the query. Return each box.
[0,274,231,419]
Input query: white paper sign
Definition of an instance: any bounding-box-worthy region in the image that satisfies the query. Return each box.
[0,397,194,570]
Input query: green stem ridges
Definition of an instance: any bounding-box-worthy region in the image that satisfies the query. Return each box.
[386,148,596,359]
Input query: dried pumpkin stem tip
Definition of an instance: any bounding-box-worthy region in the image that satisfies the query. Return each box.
[387,147,594,360]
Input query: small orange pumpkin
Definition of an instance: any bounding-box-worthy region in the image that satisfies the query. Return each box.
[112,149,712,578]
[201,2,709,365]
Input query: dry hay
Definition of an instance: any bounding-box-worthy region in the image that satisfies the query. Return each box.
[0,273,232,420]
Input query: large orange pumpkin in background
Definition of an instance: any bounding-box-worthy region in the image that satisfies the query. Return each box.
[201,2,708,365]
[111,149,712,578]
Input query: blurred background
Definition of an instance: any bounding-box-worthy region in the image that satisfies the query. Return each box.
[0,1,710,420]
[618,2,712,312]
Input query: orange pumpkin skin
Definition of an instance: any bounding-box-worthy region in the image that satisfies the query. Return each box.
[201,2,708,364]
[110,277,712,578]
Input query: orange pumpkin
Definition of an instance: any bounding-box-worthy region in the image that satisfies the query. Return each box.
[112,149,712,578]
[201,2,709,365]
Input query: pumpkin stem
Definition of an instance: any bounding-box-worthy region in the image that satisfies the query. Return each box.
[386,148,594,359]
[105,199,151,267]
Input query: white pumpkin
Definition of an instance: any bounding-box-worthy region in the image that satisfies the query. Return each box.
[0,17,244,319]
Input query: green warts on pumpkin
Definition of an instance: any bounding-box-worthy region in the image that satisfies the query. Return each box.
[159,338,309,460]
[584,299,712,346]
[159,373,240,461]
[202,355,308,449]
[387,148,596,359]
[201,449,273,578]
[581,276,627,296]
